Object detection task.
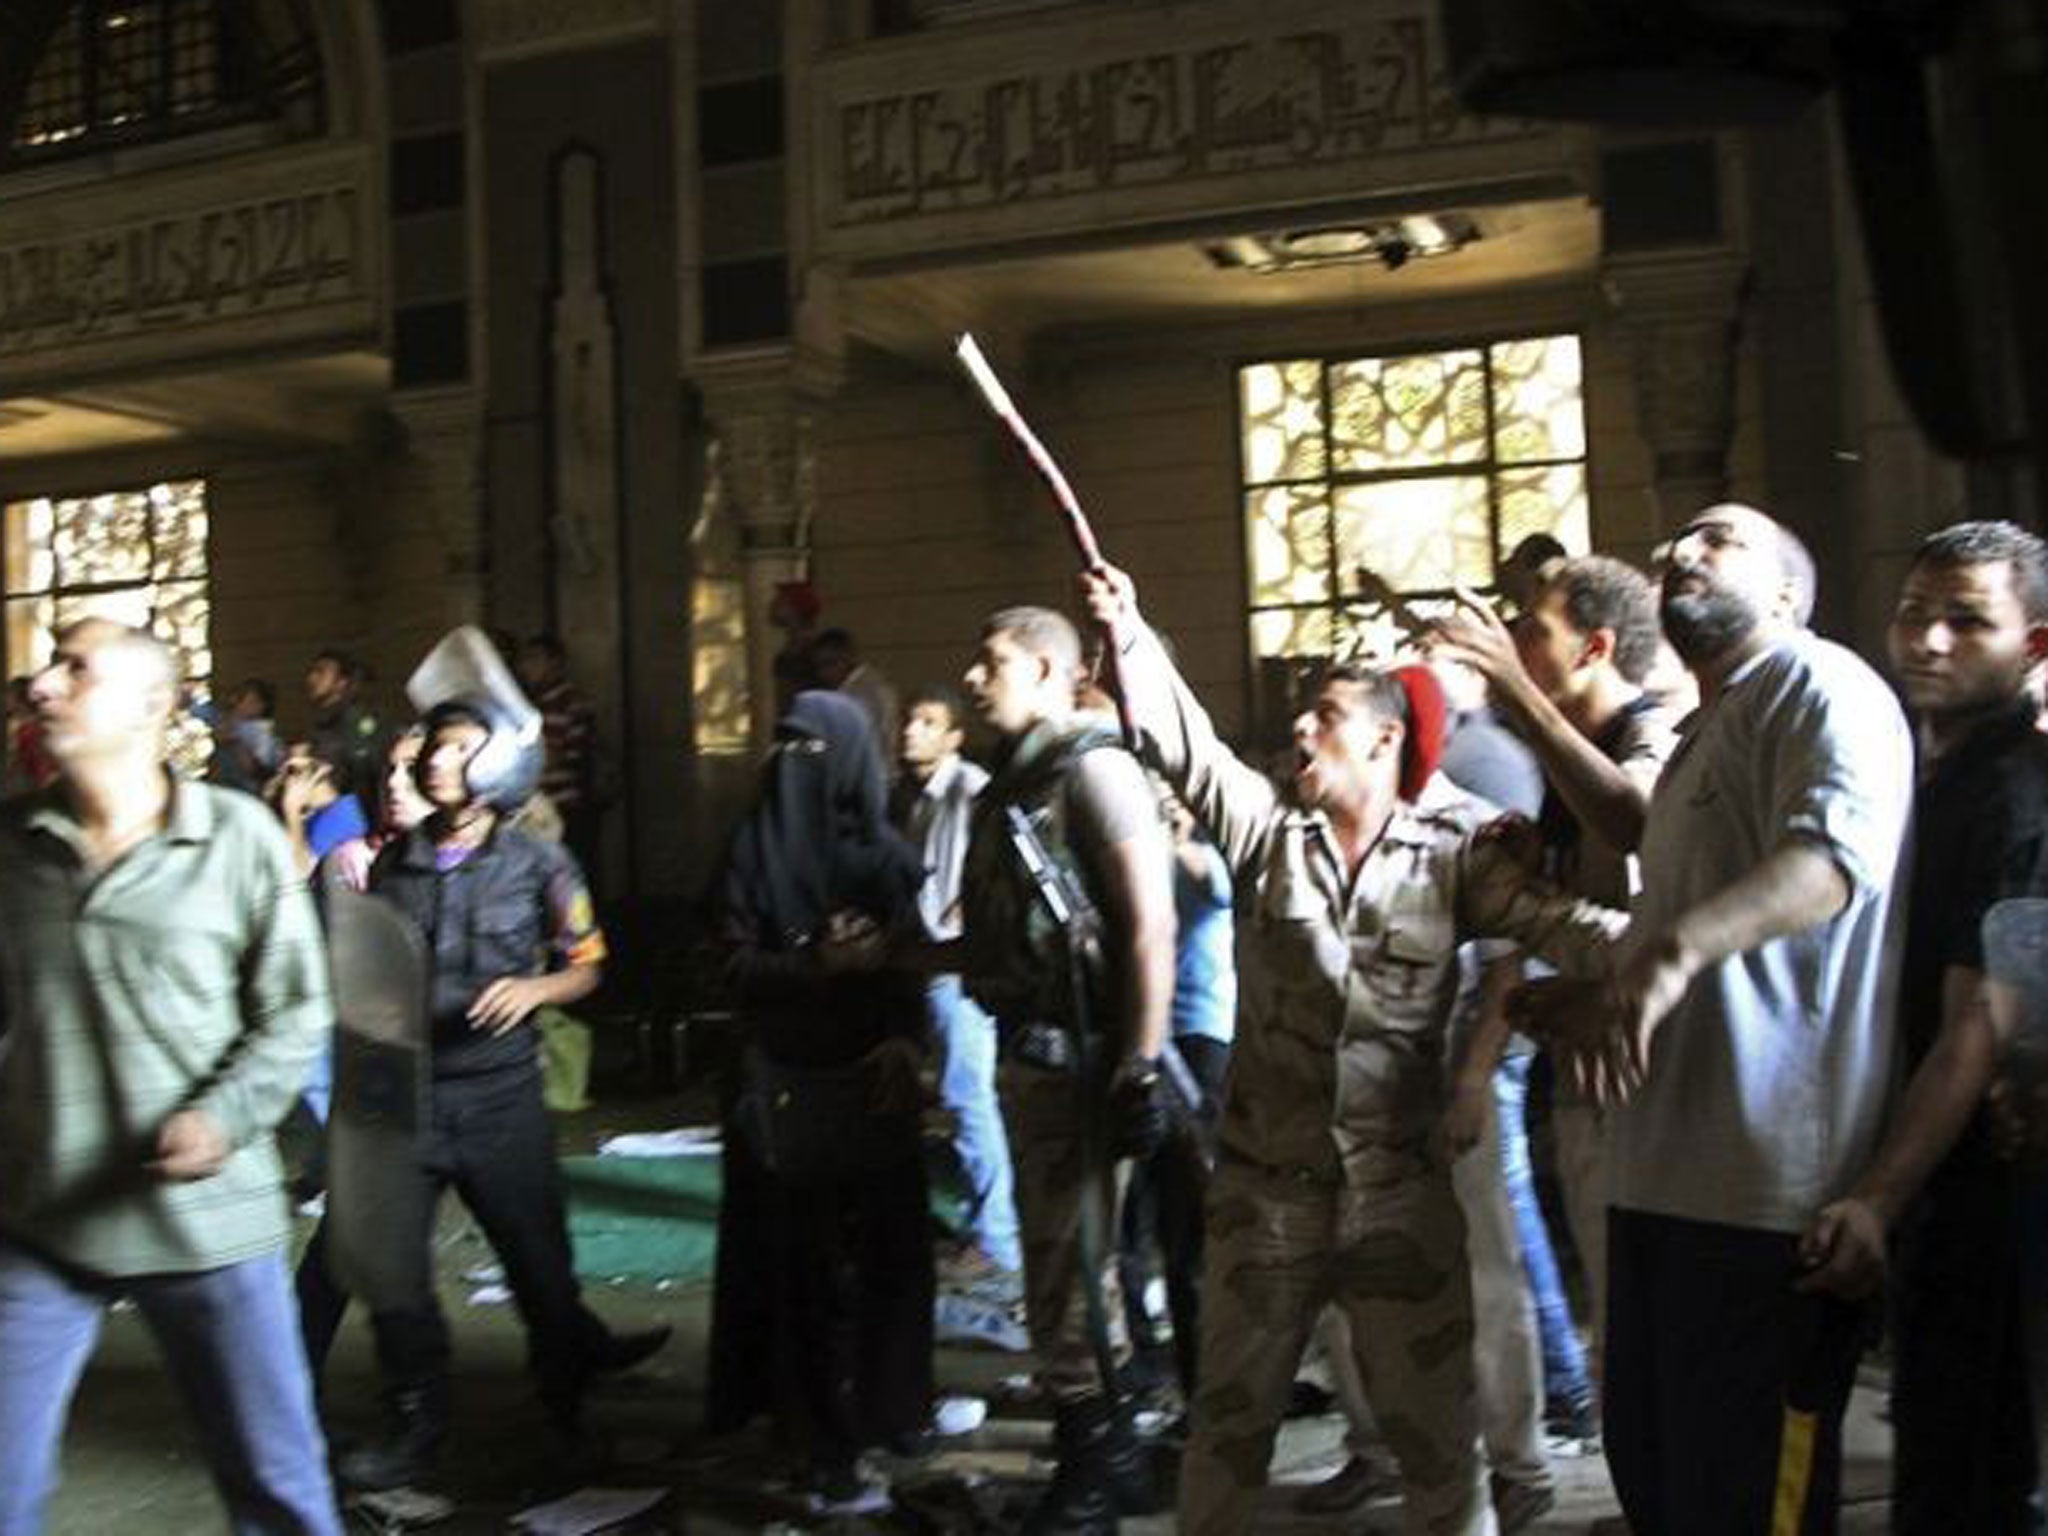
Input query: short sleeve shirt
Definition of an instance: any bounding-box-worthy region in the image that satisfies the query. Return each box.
[430,836,607,970]
[1171,837,1237,1044]
[1613,636,1913,1233]
[1539,694,1683,910]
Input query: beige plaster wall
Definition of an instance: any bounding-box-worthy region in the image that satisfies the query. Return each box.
[206,446,471,741]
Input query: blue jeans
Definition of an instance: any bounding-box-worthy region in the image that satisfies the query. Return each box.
[1496,1049,1594,1417]
[929,976,1020,1272]
[0,1236,341,1536]
[299,1044,333,1125]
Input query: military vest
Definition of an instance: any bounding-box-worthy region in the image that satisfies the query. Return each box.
[960,718,1126,1031]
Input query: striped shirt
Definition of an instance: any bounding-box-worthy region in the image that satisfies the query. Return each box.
[532,679,596,812]
[0,778,333,1275]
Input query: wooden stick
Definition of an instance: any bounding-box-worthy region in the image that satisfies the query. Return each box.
[954,334,1105,570]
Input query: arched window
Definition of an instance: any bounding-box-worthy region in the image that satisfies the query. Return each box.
[6,0,322,165]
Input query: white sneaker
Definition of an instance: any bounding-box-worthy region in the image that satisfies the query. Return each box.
[933,1395,987,1437]
[808,1468,891,1517]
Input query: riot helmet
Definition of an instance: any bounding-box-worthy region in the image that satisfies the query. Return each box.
[405,627,544,811]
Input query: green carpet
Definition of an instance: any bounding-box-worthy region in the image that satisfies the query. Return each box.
[562,1154,723,1284]
[562,1150,972,1285]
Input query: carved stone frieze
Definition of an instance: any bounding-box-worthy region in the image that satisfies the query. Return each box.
[0,141,378,392]
[811,0,1567,258]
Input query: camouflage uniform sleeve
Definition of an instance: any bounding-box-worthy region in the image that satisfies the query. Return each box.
[1113,620,1280,877]
[1456,828,1627,978]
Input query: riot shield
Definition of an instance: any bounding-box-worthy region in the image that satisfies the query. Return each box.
[325,887,434,1311]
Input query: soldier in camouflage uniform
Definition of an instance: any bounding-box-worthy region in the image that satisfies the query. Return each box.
[955,605,1177,1535]
[1080,567,1623,1536]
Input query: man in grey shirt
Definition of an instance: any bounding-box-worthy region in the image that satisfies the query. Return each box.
[1525,504,1912,1536]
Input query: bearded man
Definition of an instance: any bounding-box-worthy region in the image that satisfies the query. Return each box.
[1523,503,1913,1536]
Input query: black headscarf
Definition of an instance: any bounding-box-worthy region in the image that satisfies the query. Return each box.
[719,690,923,947]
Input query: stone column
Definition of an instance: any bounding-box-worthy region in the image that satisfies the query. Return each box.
[693,346,839,750]
[1602,251,1751,533]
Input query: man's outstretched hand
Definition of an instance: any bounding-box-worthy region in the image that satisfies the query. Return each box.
[1511,932,1697,1107]
[1077,564,1139,635]
[1429,589,1541,715]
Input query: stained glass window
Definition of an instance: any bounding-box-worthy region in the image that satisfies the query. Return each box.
[691,578,751,757]
[689,444,752,757]
[7,1,324,165]
[4,479,213,774]
[1239,335,1588,673]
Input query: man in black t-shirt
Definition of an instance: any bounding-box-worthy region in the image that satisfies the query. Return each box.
[1800,521,2048,1533]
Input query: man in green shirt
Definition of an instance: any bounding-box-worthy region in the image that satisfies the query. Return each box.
[0,618,341,1536]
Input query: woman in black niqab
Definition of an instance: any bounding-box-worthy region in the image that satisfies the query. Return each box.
[718,689,921,1008]
[706,691,935,1506]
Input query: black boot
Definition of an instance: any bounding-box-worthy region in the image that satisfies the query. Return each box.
[1100,1401,1161,1516]
[336,1383,448,1492]
[1023,1396,1119,1536]
[586,1324,672,1375]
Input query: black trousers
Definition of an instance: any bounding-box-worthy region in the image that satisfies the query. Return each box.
[1605,1207,1868,1536]
[295,1217,347,1375]
[1117,1034,1229,1395]
[1892,1158,2038,1535]
[367,1064,608,1410]
[707,1127,934,1470]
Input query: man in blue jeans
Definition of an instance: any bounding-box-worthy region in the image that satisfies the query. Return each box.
[1433,659,1563,1531]
[895,686,1022,1286]
[1436,552,1682,1432]
[0,618,341,1535]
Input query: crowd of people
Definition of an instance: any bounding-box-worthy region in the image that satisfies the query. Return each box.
[0,501,2045,1536]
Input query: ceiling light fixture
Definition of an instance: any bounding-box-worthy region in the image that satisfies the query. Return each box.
[1205,214,1482,274]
